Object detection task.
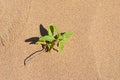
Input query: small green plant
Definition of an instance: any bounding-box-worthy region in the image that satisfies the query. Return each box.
[36,24,73,52]
[24,24,73,65]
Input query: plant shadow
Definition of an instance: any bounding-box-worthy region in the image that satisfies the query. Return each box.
[24,24,48,66]
[24,24,48,44]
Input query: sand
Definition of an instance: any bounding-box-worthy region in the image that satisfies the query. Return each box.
[0,0,120,80]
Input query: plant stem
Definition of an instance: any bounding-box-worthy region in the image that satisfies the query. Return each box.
[24,49,45,66]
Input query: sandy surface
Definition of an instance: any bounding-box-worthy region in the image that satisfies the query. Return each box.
[0,0,120,80]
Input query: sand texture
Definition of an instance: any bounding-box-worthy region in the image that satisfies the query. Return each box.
[0,0,120,80]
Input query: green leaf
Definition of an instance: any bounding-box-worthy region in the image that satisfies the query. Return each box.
[36,41,46,44]
[39,35,55,42]
[49,24,62,40]
[59,41,64,51]
[57,33,62,40]
[48,25,54,36]
[62,32,73,41]
[49,24,61,35]
[47,43,52,51]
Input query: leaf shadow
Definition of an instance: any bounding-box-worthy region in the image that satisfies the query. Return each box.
[24,24,48,44]
[40,24,48,36]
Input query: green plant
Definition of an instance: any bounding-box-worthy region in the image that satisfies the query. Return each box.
[24,24,73,66]
[36,24,73,52]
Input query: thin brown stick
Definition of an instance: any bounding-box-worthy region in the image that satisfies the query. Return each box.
[24,49,45,66]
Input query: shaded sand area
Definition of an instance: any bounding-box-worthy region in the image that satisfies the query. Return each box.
[0,0,120,80]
